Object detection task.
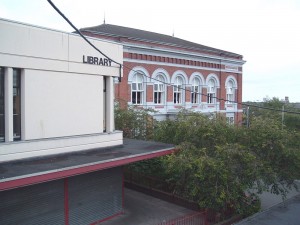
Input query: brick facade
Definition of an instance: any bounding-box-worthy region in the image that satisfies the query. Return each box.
[81,25,244,124]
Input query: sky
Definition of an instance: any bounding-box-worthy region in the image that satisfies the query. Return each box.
[1,0,300,102]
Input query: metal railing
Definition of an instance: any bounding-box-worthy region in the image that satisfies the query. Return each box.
[156,211,207,225]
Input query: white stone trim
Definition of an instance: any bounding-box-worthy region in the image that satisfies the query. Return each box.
[206,73,220,88]
[225,75,238,88]
[151,68,171,83]
[171,70,188,84]
[189,72,205,86]
[127,66,151,83]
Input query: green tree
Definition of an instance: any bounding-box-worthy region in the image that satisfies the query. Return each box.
[117,103,300,216]
[114,101,155,140]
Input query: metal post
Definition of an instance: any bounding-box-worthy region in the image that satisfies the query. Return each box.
[282,105,284,130]
[246,106,250,128]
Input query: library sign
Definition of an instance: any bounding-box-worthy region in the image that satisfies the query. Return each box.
[83,55,112,67]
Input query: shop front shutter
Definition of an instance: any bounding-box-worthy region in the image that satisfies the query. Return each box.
[0,179,65,225]
[68,167,123,225]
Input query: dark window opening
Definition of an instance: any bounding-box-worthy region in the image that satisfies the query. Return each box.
[132,92,142,104]
[154,92,162,104]
[13,68,21,141]
[0,67,4,142]
[174,92,181,104]
[207,93,214,104]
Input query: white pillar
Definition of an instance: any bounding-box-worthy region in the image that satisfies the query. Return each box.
[21,69,26,140]
[4,67,13,142]
[106,76,114,132]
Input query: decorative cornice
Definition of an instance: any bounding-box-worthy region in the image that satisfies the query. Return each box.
[123,44,246,65]
[124,58,243,74]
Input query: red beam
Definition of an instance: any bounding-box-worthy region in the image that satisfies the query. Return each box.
[90,211,124,225]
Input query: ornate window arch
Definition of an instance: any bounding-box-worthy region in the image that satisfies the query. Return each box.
[152,68,170,83]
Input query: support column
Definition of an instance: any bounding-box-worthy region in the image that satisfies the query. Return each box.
[106,76,114,132]
[21,69,26,140]
[4,67,13,142]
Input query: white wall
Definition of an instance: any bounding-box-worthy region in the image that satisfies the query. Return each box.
[0,19,123,76]
[0,18,123,161]
[23,69,103,140]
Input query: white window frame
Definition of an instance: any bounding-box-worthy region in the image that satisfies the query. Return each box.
[131,73,144,105]
[226,116,234,125]
[207,79,216,104]
[191,77,201,104]
[154,74,165,105]
[226,80,235,103]
[173,76,183,104]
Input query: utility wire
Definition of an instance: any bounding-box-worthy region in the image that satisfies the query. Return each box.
[47,0,122,81]
[47,0,300,116]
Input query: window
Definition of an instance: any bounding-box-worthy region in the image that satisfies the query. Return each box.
[0,67,4,142]
[154,75,165,104]
[131,73,144,104]
[13,69,21,141]
[227,116,234,125]
[226,80,234,102]
[191,77,201,104]
[174,76,183,104]
[207,79,216,104]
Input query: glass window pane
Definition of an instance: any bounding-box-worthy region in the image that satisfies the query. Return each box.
[138,83,143,90]
[132,92,136,104]
[136,92,141,104]
[132,83,136,91]
[154,92,158,104]
[159,84,163,91]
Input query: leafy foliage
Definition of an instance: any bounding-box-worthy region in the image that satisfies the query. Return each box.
[115,100,300,216]
[115,101,155,140]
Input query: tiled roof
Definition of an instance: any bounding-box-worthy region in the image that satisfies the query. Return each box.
[80,24,242,57]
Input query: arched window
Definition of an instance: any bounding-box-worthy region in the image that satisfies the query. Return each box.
[207,79,216,104]
[154,74,165,104]
[131,73,144,104]
[226,80,235,102]
[174,76,184,104]
[191,77,201,104]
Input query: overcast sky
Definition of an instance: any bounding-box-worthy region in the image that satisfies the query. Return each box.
[1,0,300,102]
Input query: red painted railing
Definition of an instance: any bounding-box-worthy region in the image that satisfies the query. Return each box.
[156,211,208,225]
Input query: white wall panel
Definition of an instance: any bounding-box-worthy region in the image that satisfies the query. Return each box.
[23,69,103,140]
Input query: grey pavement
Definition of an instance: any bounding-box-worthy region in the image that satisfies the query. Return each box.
[235,194,300,225]
[235,181,300,225]
[101,188,197,225]
[259,182,300,210]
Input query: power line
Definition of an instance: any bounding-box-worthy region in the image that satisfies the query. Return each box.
[47,0,300,116]
[47,0,122,81]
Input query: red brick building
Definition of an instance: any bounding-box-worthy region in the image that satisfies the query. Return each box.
[80,24,245,124]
